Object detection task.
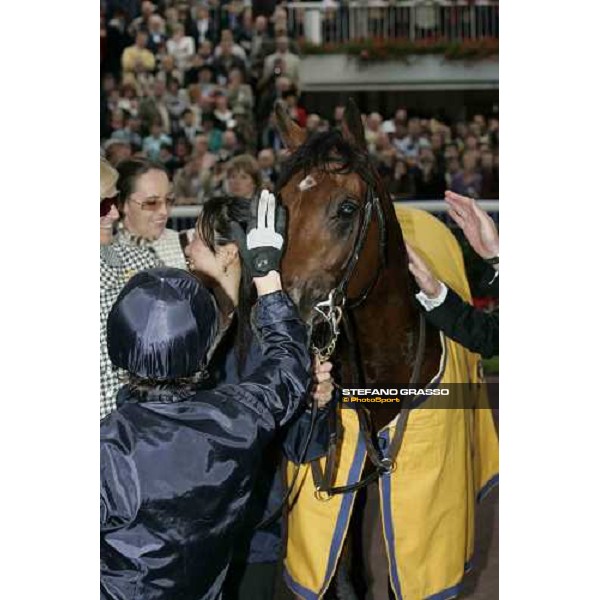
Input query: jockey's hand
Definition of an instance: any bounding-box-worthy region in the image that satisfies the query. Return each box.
[445,191,499,260]
[310,359,334,409]
[406,245,443,299]
[231,189,287,279]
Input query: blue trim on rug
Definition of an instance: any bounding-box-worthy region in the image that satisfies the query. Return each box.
[424,580,463,600]
[283,430,367,600]
[319,432,367,597]
[410,376,441,409]
[380,428,403,600]
[283,569,319,600]
[477,473,499,503]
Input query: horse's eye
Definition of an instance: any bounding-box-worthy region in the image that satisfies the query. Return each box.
[337,200,358,219]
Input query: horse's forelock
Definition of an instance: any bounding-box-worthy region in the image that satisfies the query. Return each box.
[277,130,378,195]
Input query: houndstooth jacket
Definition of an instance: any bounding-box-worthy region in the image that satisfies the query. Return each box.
[114,223,189,270]
[100,242,163,419]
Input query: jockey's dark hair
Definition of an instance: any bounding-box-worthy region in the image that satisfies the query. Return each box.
[196,195,254,376]
[276,129,379,194]
[197,194,250,252]
[115,158,168,209]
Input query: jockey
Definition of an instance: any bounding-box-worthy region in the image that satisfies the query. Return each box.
[100,192,312,600]
[185,193,336,600]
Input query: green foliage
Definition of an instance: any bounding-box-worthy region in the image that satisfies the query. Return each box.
[482,356,499,375]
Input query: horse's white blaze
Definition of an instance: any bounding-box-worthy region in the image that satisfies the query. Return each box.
[298,175,317,191]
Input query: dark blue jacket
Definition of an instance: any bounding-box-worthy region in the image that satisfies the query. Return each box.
[100,292,311,600]
[211,320,333,565]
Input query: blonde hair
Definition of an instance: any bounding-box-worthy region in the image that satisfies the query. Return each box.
[100,156,119,200]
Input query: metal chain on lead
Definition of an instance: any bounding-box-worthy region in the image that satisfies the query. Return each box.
[310,290,345,362]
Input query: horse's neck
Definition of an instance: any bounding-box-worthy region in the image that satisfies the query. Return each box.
[341,214,441,387]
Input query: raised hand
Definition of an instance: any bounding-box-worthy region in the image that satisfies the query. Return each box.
[406,244,442,299]
[445,191,499,260]
[231,189,287,278]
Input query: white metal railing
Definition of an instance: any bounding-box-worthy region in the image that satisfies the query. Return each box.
[170,200,498,219]
[285,1,499,45]
[167,200,499,231]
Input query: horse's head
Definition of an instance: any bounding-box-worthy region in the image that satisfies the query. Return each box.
[275,99,386,323]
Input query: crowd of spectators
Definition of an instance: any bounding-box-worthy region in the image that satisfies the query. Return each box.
[101,1,499,204]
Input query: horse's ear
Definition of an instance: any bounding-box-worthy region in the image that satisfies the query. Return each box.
[341,98,367,151]
[274,100,306,150]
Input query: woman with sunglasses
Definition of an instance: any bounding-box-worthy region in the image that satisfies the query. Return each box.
[100,157,162,419]
[114,158,189,269]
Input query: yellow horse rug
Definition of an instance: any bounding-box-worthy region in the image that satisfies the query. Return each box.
[283,206,499,600]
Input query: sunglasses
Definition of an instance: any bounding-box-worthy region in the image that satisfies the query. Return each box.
[100,196,117,217]
[129,196,176,211]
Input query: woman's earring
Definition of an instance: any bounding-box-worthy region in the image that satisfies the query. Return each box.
[223,264,228,275]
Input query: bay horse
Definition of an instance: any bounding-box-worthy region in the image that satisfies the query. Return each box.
[274,100,499,600]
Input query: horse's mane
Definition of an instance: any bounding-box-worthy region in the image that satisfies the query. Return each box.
[276,130,380,193]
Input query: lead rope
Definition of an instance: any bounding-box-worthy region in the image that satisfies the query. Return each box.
[311,312,427,498]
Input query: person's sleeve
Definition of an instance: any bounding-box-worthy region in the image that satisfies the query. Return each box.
[100,439,139,530]
[424,287,499,358]
[281,396,336,464]
[223,291,312,432]
[416,283,448,311]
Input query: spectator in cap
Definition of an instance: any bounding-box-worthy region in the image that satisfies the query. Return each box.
[100,157,162,419]
[101,193,311,600]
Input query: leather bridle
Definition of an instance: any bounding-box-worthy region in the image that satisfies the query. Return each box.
[310,186,387,362]
[307,184,427,499]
